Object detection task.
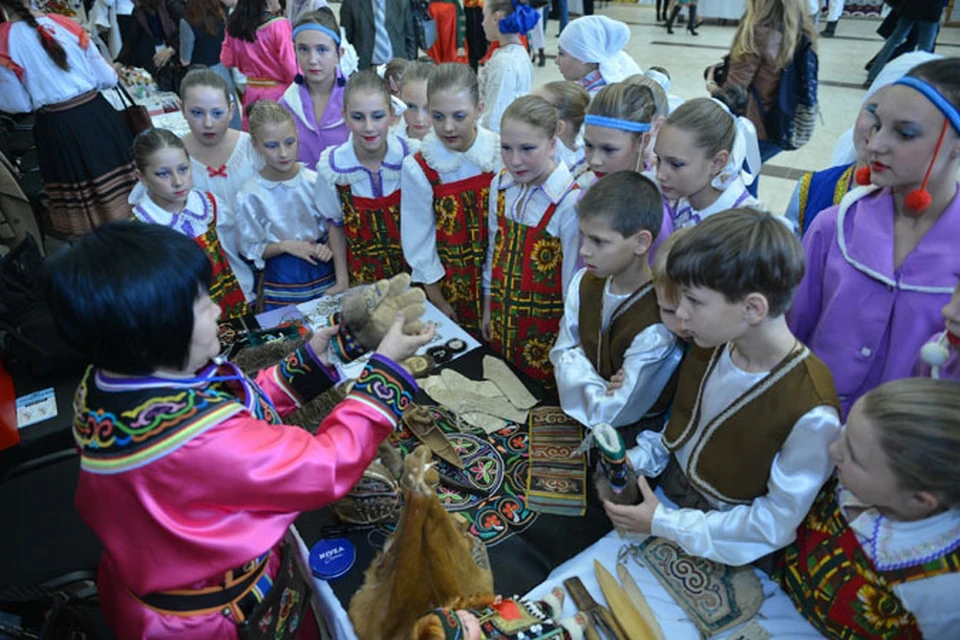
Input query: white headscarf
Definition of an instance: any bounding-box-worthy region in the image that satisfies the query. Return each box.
[830,51,942,166]
[709,98,761,189]
[557,16,642,85]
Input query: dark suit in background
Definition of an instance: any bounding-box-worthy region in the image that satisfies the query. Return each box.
[340,0,417,69]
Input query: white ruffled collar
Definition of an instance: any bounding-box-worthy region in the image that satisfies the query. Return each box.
[840,483,960,572]
[419,126,501,174]
[133,190,212,238]
[317,134,413,186]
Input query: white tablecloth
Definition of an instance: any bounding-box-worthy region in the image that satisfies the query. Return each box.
[313,527,823,640]
[524,529,822,639]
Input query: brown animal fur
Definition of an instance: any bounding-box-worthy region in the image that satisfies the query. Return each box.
[348,447,494,640]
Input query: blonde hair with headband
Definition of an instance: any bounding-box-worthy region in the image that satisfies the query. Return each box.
[586,83,656,134]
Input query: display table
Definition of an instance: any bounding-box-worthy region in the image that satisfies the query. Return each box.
[305,454,822,639]
[295,345,612,639]
[523,527,822,639]
[100,82,190,136]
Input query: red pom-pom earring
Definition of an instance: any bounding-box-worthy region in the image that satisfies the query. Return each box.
[905,118,951,214]
[904,189,933,212]
[854,165,872,186]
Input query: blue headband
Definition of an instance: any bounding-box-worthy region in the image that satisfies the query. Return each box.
[893,77,960,134]
[584,114,651,133]
[292,24,341,45]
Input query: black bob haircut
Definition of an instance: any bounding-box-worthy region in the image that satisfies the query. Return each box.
[44,221,213,375]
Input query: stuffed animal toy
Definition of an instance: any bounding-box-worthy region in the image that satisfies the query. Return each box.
[409,589,586,640]
[333,273,427,362]
[349,446,493,640]
[593,423,641,506]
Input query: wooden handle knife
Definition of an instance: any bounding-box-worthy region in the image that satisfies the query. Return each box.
[563,576,628,640]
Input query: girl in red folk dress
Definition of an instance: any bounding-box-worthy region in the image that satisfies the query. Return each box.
[780,377,960,639]
[314,70,417,286]
[481,96,579,384]
[131,129,248,319]
[400,62,501,338]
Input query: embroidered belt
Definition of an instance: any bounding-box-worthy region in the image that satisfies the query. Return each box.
[245,77,280,87]
[40,89,98,113]
[136,549,273,619]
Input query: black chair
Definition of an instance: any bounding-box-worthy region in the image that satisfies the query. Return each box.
[0,448,113,638]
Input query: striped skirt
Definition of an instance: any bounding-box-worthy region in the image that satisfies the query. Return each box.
[261,251,337,311]
[35,91,137,236]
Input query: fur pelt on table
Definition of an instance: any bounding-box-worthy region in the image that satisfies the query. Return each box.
[348,446,494,640]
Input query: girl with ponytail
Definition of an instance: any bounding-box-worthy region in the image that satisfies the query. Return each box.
[0,0,137,236]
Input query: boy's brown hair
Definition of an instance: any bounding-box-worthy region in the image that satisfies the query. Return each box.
[576,170,663,239]
[666,208,804,317]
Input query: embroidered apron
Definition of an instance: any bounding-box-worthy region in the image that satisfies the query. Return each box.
[336,184,407,286]
[778,477,960,639]
[488,186,566,384]
[415,151,491,338]
[191,193,248,319]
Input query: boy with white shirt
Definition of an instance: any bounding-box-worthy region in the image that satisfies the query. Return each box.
[551,171,684,441]
[604,207,842,567]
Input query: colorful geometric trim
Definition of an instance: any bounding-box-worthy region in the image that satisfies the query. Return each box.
[74,369,244,475]
[526,407,587,517]
[348,356,416,425]
[797,171,813,235]
[271,345,336,406]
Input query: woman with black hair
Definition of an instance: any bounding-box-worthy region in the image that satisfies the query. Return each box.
[46,221,434,638]
[220,0,297,125]
[0,0,136,236]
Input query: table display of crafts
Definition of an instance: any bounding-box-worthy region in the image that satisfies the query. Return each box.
[103,66,183,122]
[296,288,481,381]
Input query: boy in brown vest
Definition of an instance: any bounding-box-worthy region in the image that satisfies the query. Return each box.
[604,208,841,567]
[550,171,685,442]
